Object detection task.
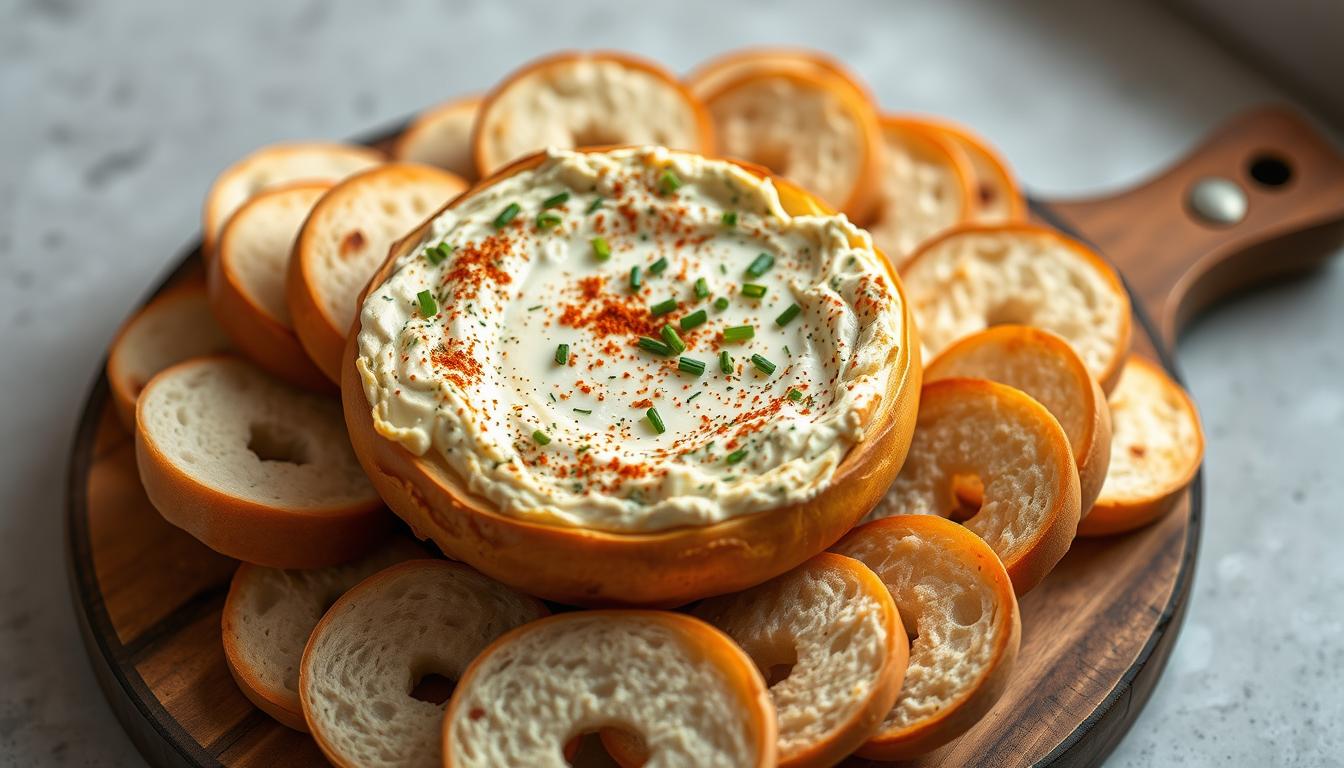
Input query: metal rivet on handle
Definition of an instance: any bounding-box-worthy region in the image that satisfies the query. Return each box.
[1187,177,1248,225]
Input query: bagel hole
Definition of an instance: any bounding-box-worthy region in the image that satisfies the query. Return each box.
[247,423,311,465]
[948,473,984,523]
[589,726,644,767]
[409,672,455,705]
[985,299,1036,327]
[952,591,984,626]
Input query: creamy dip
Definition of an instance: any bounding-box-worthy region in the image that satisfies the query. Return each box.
[357,147,903,533]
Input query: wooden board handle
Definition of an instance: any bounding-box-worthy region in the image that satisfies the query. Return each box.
[1047,106,1344,346]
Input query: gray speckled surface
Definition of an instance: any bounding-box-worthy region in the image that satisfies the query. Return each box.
[2,1,1341,765]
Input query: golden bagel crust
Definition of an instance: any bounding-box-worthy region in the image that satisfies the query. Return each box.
[925,325,1113,515]
[341,148,921,607]
[915,118,1025,223]
[833,515,1020,760]
[209,182,334,393]
[391,95,482,181]
[472,51,714,177]
[1078,357,1204,537]
[686,47,874,103]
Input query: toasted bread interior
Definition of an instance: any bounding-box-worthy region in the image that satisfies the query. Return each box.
[221,184,329,324]
[866,120,971,265]
[1098,357,1202,504]
[394,97,481,181]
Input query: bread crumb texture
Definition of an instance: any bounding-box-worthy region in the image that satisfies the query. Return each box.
[1100,360,1199,500]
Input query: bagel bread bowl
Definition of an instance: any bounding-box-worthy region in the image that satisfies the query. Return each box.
[341,147,921,607]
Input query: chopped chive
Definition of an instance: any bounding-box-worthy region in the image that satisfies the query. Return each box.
[751,354,776,375]
[493,202,520,229]
[719,350,733,374]
[630,265,642,290]
[714,296,730,311]
[532,430,551,445]
[650,256,669,275]
[746,252,775,278]
[788,388,804,402]
[647,407,666,434]
[678,356,706,376]
[542,191,570,209]
[775,303,801,326]
[726,448,748,465]
[651,298,678,317]
[573,408,593,415]
[536,212,562,229]
[661,324,686,354]
[591,236,611,261]
[637,336,674,356]
[658,169,682,195]
[425,242,453,265]
[742,283,767,299]
[687,392,702,403]
[721,211,738,228]
[723,325,755,343]
[554,344,569,365]
[527,304,543,311]
[680,309,708,330]
[694,277,709,299]
[586,196,604,214]
[549,392,557,403]
[416,290,438,317]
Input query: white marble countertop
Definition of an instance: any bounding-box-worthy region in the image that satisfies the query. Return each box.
[2,1,1341,765]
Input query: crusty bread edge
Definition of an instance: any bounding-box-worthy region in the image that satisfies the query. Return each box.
[220,563,309,732]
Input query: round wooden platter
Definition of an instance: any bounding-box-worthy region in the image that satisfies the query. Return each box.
[66,107,1344,767]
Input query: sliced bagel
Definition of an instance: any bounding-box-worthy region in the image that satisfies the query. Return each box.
[831,515,1020,760]
[689,551,907,768]
[901,223,1132,393]
[135,354,385,568]
[472,51,712,176]
[925,325,1113,514]
[1078,357,1203,536]
[300,559,547,768]
[919,119,1025,223]
[865,116,976,267]
[106,280,231,430]
[221,536,426,730]
[686,47,873,104]
[391,95,481,181]
[202,142,382,260]
[288,163,467,382]
[443,610,777,768]
[699,63,881,219]
[867,378,1081,594]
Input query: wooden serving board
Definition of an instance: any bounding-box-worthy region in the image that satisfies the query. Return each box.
[66,107,1344,767]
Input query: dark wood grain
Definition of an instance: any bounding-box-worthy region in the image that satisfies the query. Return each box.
[65,106,1344,768]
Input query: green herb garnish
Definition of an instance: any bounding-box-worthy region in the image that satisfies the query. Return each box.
[751,354,776,375]
[416,290,438,317]
[591,236,611,261]
[714,296,730,311]
[573,408,592,415]
[493,202,520,229]
[638,336,674,356]
[650,297,678,317]
[536,212,562,229]
[722,325,755,343]
[694,277,710,299]
[775,303,801,326]
[554,344,569,365]
[542,191,570,209]
[746,253,775,278]
[661,324,686,354]
[788,388,804,401]
[742,283,767,299]
[680,309,708,330]
[678,357,706,376]
[726,448,748,465]
[719,350,733,374]
[586,196,604,214]
[687,392,702,403]
[721,211,738,228]
[650,256,669,275]
[532,430,551,445]
[425,243,453,265]
[658,170,682,195]
[647,407,666,434]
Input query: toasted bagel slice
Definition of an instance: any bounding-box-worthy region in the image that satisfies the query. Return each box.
[106,280,231,430]
[686,47,872,103]
[444,610,777,768]
[1078,357,1203,536]
[919,119,1024,223]
[300,559,547,768]
[699,64,881,219]
[288,163,467,382]
[690,552,907,768]
[135,355,385,568]
[392,95,482,181]
[472,51,712,176]
[925,325,1113,514]
[202,142,382,260]
[867,378,1081,594]
[209,182,332,391]
[902,224,1132,393]
[221,536,425,731]
[866,116,976,267]
[832,515,1020,760]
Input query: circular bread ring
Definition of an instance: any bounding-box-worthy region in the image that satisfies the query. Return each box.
[472,51,713,177]
[288,163,467,383]
[867,378,1081,594]
[340,147,922,607]
[686,47,873,103]
[901,222,1132,393]
[209,181,333,392]
[136,354,386,568]
[915,118,1025,223]
[300,559,548,768]
[443,610,777,767]
[202,142,382,262]
[865,116,977,268]
[697,63,882,220]
[221,536,425,731]
[391,95,482,181]
[831,514,1020,760]
[106,278,231,430]
[925,325,1113,514]
[1078,356,1204,537]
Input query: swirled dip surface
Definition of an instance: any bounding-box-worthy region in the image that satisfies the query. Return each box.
[357,147,903,532]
